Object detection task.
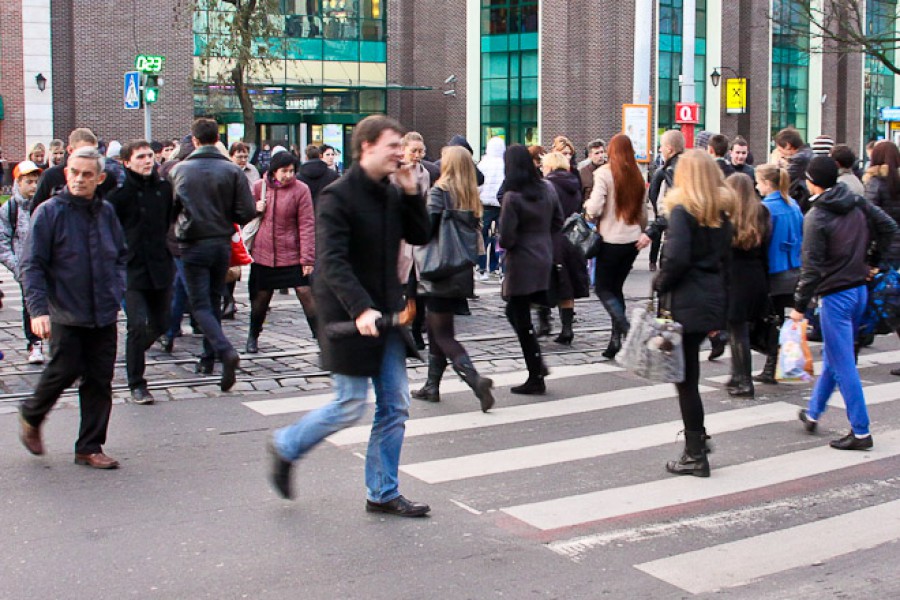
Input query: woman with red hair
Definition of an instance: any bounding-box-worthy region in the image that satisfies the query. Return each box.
[585,134,648,358]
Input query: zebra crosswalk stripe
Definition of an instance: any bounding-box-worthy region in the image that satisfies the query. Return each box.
[500,428,900,531]
[400,401,798,484]
[634,497,900,594]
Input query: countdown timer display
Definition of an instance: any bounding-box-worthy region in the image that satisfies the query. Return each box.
[135,55,164,73]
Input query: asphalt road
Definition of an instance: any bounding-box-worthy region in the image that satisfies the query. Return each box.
[3,254,900,599]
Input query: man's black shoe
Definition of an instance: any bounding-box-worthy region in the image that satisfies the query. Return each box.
[195,358,214,375]
[365,495,430,517]
[798,409,817,434]
[220,351,240,391]
[830,431,873,451]
[267,441,293,499]
[130,386,155,405]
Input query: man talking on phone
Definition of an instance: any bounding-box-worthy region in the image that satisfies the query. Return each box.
[267,115,432,516]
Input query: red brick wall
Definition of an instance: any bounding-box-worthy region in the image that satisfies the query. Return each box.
[52,0,194,145]
[0,0,26,160]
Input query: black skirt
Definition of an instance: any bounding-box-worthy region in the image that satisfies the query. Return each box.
[249,263,309,296]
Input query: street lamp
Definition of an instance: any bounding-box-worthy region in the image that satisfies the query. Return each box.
[709,66,740,87]
[35,73,47,92]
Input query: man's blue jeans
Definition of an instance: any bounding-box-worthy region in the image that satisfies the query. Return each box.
[478,205,501,273]
[166,258,188,339]
[273,331,411,503]
[806,285,870,436]
[181,239,234,359]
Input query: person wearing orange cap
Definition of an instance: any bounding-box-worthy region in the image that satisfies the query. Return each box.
[0,160,45,363]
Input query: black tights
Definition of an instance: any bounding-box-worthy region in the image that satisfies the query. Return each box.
[250,286,317,334]
[506,294,545,376]
[676,331,707,432]
[426,311,466,363]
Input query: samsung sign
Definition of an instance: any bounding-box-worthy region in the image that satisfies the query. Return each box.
[879,107,900,122]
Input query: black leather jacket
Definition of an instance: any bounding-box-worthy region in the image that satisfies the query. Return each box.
[169,146,256,243]
[795,183,898,310]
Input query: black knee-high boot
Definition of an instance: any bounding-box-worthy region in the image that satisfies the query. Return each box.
[598,291,628,359]
[536,306,552,337]
[554,307,574,345]
[511,325,547,395]
[412,354,446,402]
[452,354,495,412]
[727,323,754,398]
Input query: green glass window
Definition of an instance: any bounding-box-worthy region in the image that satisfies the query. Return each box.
[771,0,810,142]
[480,0,539,150]
[864,0,897,142]
[657,0,707,137]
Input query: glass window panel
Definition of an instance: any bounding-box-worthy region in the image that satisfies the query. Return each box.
[324,39,359,61]
[360,41,385,61]
[359,61,386,86]
[520,77,537,101]
[521,50,538,76]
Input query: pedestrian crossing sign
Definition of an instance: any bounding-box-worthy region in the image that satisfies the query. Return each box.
[124,71,141,110]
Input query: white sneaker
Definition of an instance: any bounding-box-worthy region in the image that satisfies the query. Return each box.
[478,271,490,281]
[28,343,45,365]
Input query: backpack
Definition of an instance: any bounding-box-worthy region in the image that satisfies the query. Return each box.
[6,198,17,240]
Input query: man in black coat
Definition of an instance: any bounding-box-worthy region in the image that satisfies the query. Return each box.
[268,116,432,516]
[32,128,122,212]
[19,147,128,469]
[169,118,256,391]
[297,143,339,206]
[108,140,174,404]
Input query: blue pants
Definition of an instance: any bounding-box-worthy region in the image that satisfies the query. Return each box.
[273,331,411,503]
[478,205,501,273]
[181,239,234,359]
[806,285,870,436]
[166,258,188,339]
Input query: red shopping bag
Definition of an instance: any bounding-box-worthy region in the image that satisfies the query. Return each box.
[230,224,253,267]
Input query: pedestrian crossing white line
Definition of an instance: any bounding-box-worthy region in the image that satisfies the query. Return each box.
[705,349,900,384]
[828,381,900,409]
[634,498,900,595]
[243,362,624,416]
[328,382,715,447]
[400,402,799,484]
[500,428,900,531]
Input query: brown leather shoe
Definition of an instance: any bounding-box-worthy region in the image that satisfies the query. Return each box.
[19,414,44,455]
[74,452,120,469]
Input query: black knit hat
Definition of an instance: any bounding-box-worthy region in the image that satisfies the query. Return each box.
[805,156,838,189]
[268,150,297,174]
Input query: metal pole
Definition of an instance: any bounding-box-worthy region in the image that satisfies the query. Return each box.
[144,103,152,142]
[681,0,697,147]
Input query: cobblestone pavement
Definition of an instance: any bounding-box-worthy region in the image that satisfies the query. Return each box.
[0,253,658,413]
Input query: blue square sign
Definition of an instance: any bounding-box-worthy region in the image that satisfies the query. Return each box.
[124,71,141,110]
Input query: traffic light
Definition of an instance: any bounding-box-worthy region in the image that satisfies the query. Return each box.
[143,74,159,104]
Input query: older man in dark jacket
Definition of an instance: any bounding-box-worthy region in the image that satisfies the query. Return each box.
[108,140,174,405]
[268,116,432,516]
[18,146,128,469]
[169,118,255,391]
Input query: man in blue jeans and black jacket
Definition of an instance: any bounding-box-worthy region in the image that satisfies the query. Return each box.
[794,156,898,450]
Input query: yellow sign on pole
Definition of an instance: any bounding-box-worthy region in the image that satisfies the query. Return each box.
[725,78,747,114]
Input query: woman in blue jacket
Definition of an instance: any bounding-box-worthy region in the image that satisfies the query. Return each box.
[754,164,803,384]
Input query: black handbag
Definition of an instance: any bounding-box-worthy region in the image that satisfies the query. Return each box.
[561,212,603,259]
[415,209,479,281]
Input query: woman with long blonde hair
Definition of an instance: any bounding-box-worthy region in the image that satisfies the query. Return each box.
[412,145,494,412]
[753,163,803,383]
[654,149,733,477]
[723,173,771,398]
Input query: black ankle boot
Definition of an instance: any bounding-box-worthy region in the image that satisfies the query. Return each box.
[602,327,622,359]
[245,331,260,354]
[195,356,214,375]
[753,354,778,384]
[452,354,495,412]
[554,307,574,345]
[511,375,546,395]
[412,356,446,402]
[708,331,726,360]
[666,430,711,477]
[306,315,318,340]
[536,306,552,337]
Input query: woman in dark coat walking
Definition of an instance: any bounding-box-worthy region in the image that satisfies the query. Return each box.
[723,173,771,398]
[412,146,494,411]
[653,150,733,477]
[542,151,590,344]
[499,145,565,394]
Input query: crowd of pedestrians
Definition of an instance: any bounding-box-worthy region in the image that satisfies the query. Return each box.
[2,115,900,517]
